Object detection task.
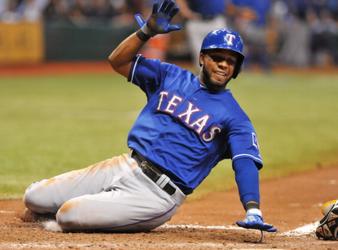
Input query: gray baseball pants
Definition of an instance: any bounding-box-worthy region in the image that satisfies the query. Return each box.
[23,153,185,232]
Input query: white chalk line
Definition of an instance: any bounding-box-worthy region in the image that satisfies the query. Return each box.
[0,210,15,214]
[281,221,319,236]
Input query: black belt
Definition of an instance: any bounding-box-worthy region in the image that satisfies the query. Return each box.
[131,151,176,196]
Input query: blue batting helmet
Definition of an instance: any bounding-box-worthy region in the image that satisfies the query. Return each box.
[200,29,245,79]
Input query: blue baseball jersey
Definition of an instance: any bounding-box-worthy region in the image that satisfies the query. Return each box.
[127,55,262,194]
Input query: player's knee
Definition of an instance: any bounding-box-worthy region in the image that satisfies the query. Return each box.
[23,180,56,214]
[56,199,81,231]
[24,181,45,211]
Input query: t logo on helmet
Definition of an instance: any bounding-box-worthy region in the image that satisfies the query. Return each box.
[224,34,236,46]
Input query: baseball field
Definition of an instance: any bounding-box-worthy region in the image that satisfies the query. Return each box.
[0,62,338,249]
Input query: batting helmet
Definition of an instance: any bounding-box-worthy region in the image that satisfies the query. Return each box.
[200,29,245,79]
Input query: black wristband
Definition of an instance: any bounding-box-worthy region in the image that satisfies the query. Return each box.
[136,30,151,41]
[245,201,260,211]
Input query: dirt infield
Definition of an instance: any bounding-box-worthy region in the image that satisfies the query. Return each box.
[1,165,338,250]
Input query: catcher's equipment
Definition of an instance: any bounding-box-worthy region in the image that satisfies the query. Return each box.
[321,199,337,215]
[236,208,277,232]
[200,29,244,79]
[316,200,338,240]
[134,0,181,39]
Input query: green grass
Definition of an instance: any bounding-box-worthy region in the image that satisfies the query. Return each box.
[1,71,338,199]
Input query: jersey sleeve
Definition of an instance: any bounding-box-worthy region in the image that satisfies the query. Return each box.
[128,54,164,96]
[227,119,263,169]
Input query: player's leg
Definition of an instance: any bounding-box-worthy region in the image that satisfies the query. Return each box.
[23,154,134,214]
[56,166,185,232]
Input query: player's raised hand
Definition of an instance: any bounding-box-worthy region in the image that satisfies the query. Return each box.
[236,208,277,232]
[134,0,181,37]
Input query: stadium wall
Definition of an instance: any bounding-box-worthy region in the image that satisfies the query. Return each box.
[0,21,135,64]
[44,21,135,61]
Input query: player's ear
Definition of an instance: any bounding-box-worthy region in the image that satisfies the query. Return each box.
[199,52,204,67]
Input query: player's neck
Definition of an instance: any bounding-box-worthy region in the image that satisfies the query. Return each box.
[198,73,228,93]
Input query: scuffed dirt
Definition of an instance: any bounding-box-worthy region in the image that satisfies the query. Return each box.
[1,166,338,250]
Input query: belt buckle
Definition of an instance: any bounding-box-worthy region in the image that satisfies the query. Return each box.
[140,161,148,169]
[140,160,161,182]
[132,151,177,196]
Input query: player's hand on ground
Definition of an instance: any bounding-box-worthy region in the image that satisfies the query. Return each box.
[236,208,277,232]
[134,0,181,36]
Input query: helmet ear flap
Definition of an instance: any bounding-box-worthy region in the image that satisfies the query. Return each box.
[232,54,244,79]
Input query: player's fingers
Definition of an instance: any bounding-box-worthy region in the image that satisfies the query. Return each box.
[169,7,179,18]
[168,24,182,32]
[237,220,277,232]
[152,0,159,14]
[263,224,277,232]
[159,0,169,13]
[134,14,146,27]
[236,220,247,228]
[266,227,277,232]
[163,0,175,15]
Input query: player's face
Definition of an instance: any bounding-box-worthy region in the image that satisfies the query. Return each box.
[199,49,237,91]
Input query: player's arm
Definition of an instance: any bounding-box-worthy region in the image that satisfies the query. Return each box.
[233,158,260,209]
[233,158,277,232]
[108,33,146,78]
[108,0,181,78]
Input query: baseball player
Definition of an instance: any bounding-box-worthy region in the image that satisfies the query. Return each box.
[23,0,276,234]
